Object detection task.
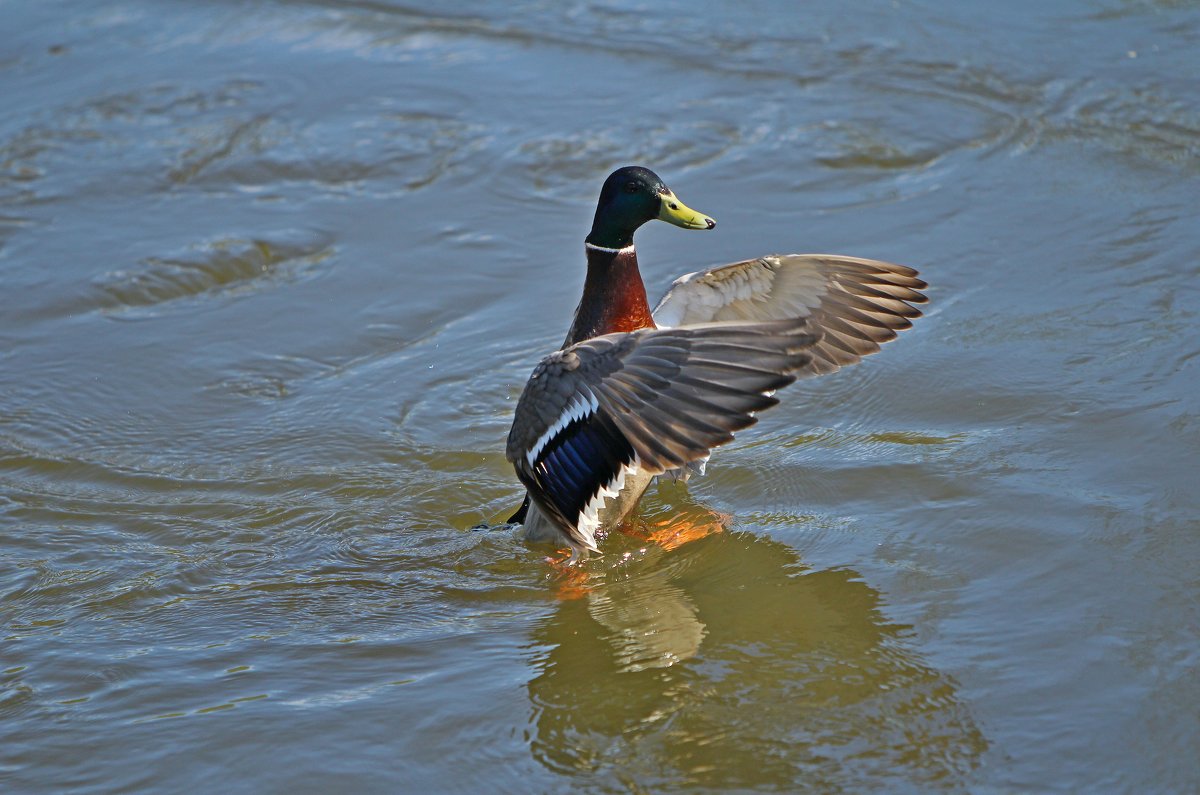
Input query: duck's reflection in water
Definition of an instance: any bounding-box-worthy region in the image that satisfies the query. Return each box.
[525,497,988,790]
[582,565,705,674]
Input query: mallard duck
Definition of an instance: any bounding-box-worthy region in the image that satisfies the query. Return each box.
[506,166,927,562]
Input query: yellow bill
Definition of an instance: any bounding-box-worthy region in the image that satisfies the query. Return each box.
[657,190,716,230]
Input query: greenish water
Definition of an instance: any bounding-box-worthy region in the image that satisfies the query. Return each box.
[2,1,1198,792]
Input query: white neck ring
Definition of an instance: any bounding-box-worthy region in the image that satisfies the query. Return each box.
[585,242,635,255]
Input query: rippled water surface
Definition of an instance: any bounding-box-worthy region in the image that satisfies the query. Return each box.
[3,1,1199,792]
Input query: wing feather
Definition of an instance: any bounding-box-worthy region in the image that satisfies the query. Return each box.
[653,254,927,376]
[506,319,819,549]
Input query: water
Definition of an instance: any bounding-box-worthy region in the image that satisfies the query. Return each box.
[2,1,1198,792]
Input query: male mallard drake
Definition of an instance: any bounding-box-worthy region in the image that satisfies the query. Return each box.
[506,166,927,562]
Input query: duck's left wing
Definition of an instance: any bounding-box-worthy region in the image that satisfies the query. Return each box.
[653,254,927,376]
[506,319,819,552]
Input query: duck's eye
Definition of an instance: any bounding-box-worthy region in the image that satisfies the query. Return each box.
[624,181,639,194]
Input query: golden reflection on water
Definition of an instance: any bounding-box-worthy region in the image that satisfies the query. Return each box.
[525,497,988,789]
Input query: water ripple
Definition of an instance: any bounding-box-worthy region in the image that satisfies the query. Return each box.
[91,231,335,316]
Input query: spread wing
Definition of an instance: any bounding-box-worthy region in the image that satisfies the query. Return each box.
[506,319,819,551]
[653,254,927,375]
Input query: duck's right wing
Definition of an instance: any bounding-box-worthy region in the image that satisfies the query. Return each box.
[653,254,927,376]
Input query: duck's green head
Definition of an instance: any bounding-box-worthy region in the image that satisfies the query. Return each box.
[586,166,715,249]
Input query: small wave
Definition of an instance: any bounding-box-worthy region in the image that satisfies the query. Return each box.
[91,230,334,316]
